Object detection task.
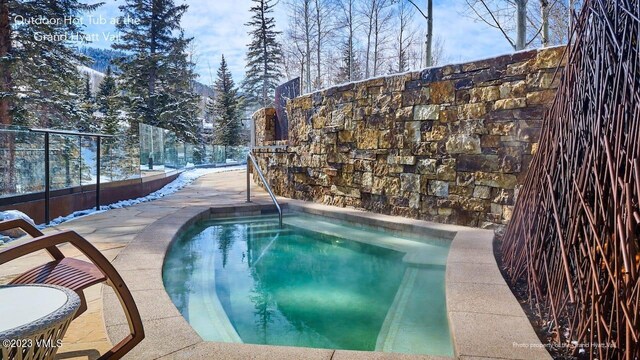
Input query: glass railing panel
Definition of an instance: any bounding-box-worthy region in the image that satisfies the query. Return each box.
[0,127,46,197]
[79,136,97,185]
[139,123,165,172]
[1,121,248,199]
[49,134,82,191]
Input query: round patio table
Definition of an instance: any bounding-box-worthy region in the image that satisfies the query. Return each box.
[0,284,80,360]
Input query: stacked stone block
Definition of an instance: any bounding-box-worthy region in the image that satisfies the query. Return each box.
[254,46,565,229]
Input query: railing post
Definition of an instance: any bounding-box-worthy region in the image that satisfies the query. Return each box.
[96,136,101,211]
[44,132,50,225]
[30,128,114,224]
[246,154,251,203]
[246,152,283,228]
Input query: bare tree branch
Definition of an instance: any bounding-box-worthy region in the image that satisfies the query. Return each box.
[474,0,517,49]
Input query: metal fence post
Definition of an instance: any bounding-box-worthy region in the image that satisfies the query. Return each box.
[30,128,113,224]
[96,136,101,211]
[246,154,251,203]
[44,132,50,224]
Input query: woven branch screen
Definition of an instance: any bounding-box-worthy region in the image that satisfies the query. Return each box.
[500,1,640,359]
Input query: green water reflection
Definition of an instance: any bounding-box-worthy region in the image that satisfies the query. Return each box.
[163,214,451,354]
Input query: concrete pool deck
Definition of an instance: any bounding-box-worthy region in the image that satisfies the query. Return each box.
[1,169,549,359]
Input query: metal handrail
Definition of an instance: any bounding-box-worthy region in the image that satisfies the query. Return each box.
[246,152,283,228]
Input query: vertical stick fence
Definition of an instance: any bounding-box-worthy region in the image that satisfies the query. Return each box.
[500,1,640,359]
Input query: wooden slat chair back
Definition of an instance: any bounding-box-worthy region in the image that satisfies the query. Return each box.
[0,219,144,359]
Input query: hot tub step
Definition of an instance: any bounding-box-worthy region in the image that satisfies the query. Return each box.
[376,266,453,356]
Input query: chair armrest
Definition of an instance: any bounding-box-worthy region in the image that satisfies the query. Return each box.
[0,219,64,260]
[0,229,145,359]
[0,231,110,279]
[0,218,43,237]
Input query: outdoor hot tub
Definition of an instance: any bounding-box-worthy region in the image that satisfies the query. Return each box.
[162,211,454,356]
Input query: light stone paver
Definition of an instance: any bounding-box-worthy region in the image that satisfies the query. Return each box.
[445,230,552,360]
[0,168,551,360]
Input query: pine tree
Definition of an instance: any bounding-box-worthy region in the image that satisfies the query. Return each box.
[335,41,363,84]
[208,55,244,150]
[76,74,95,133]
[96,67,117,114]
[243,0,284,109]
[0,1,101,126]
[113,0,199,143]
[101,94,126,180]
[96,67,121,137]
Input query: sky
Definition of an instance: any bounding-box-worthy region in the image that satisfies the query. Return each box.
[82,0,515,84]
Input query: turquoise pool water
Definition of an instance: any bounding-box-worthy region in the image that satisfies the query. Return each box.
[163,213,453,356]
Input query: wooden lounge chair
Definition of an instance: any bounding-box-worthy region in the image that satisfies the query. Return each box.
[0,219,144,359]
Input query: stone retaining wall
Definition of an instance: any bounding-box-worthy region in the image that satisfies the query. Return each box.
[253,46,565,229]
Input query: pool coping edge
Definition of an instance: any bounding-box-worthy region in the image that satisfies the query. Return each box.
[102,200,550,359]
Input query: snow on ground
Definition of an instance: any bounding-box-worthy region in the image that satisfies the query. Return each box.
[0,210,37,245]
[45,165,246,228]
[0,165,246,242]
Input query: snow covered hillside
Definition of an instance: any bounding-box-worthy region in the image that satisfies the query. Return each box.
[78,65,105,94]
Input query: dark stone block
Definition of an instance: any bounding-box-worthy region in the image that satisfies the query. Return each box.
[366,114,385,128]
[499,154,522,173]
[451,209,480,227]
[405,80,421,90]
[294,183,311,192]
[304,110,313,124]
[481,135,501,148]
[455,77,474,90]
[501,74,527,82]
[403,164,417,173]
[420,121,434,132]
[456,155,500,172]
[456,89,471,104]
[312,92,324,106]
[402,89,430,107]
[473,67,505,84]
[390,196,409,207]
[420,67,442,82]
[519,127,542,142]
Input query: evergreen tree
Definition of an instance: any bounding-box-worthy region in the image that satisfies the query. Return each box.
[96,67,117,114]
[101,95,127,180]
[154,30,200,143]
[113,0,199,143]
[76,74,95,133]
[243,0,283,109]
[78,47,126,73]
[83,75,92,102]
[208,55,244,149]
[0,0,101,126]
[95,67,120,135]
[335,41,363,84]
